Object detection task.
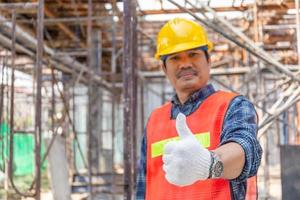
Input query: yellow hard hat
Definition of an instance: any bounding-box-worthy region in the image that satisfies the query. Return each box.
[155,18,213,60]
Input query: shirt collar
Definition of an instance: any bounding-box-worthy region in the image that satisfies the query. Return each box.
[171,84,215,106]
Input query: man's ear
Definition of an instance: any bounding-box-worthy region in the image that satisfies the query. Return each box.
[207,56,211,68]
[160,61,167,74]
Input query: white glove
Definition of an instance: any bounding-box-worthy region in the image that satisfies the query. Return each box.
[162,113,212,186]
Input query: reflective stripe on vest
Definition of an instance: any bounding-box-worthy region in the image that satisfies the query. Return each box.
[151,132,210,158]
[146,91,257,200]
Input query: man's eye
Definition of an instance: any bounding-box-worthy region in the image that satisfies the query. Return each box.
[170,56,179,61]
[189,52,198,58]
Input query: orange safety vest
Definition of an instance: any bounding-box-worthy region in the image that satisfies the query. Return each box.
[146,91,257,200]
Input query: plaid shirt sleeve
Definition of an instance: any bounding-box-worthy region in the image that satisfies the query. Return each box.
[220,95,262,182]
[135,132,147,200]
[220,95,263,200]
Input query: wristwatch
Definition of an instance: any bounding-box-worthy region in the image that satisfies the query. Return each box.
[208,151,224,179]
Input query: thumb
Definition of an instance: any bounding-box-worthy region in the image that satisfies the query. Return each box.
[176,113,194,140]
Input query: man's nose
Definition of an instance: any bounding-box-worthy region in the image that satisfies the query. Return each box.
[178,57,193,69]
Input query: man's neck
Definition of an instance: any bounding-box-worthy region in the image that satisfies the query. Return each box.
[177,90,196,105]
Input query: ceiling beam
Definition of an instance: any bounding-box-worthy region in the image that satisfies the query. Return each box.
[138,2,295,15]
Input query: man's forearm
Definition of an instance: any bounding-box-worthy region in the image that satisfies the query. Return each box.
[213,142,245,179]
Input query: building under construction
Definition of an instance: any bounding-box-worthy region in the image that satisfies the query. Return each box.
[0,0,299,199]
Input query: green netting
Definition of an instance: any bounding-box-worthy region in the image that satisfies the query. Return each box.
[0,122,46,176]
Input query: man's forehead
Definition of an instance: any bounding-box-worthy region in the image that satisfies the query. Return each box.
[169,49,204,57]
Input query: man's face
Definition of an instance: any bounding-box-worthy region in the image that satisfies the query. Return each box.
[162,49,210,94]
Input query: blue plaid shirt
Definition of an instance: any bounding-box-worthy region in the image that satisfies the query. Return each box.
[136,84,262,200]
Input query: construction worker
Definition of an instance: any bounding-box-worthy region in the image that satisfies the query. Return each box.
[136,18,262,200]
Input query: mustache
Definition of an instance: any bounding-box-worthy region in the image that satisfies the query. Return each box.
[176,68,198,79]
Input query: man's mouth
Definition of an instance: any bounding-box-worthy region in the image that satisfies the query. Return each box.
[176,69,198,79]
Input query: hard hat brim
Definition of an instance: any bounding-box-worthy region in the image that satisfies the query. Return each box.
[155,41,213,60]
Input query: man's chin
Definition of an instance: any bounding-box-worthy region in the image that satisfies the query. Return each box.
[179,77,198,85]
[179,82,199,91]
[177,76,197,86]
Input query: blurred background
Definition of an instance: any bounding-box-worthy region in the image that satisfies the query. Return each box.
[0,0,299,199]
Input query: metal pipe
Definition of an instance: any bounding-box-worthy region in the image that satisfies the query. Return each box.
[259,83,298,122]
[45,16,111,24]
[297,0,300,144]
[258,84,300,134]
[0,33,34,57]
[210,75,300,133]
[131,0,138,189]
[0,53,7,199]
[87,27,103,197]
[87,0,93,198]
[0,16,113,28]
[8,11,16,189]
[255,73,300,104]
[253,1,259,43]
[263,24,297,30]
[111,15,117,74]
[258,96,300,139]
[198,0,297,78]
[0,3,38,10]
[7,10,35,198]
[111,93,116,199]
[140,82,144,135]
[51,67,55,157]
[123,0,134,198]
[194,0,298,79]
[111,10,117,199]
[0,32,74,75]
[51,48,112,57]
[71,72,76,172]
[34,1,44,199]
[296,0,300,68]
[167,0,300,83]
[4,49,9,199]
[0,15,114,90]
[0,50,5,131]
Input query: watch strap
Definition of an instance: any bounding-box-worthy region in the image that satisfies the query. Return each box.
[208,151,224,179]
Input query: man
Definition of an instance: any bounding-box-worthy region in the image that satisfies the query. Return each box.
[136,18,262,200]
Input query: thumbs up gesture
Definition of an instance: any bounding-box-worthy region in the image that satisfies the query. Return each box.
[162,113,212,186]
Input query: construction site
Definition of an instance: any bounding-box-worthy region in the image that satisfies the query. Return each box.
[0,0,300,199]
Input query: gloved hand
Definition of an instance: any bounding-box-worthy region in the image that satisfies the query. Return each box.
[162,113,212,186]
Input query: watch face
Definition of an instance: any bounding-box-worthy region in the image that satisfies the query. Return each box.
[213,161,223,178]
